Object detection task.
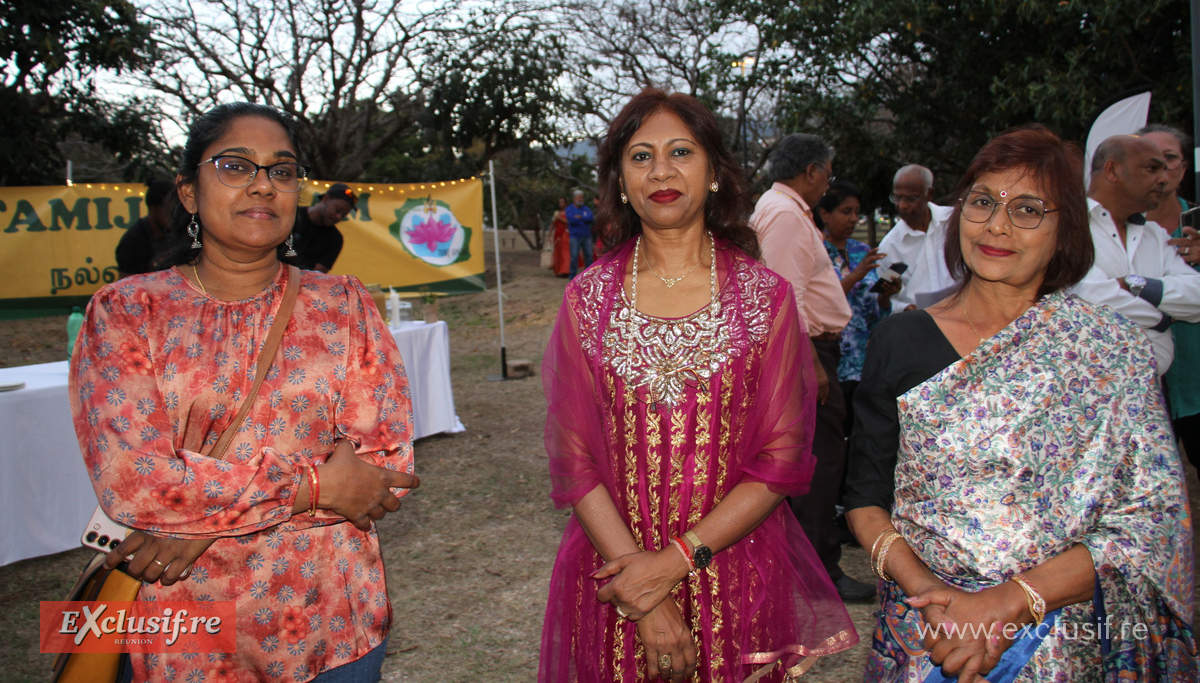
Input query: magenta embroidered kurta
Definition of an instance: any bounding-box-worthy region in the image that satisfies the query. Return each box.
[69,265,414,683]
[539,239,857,682]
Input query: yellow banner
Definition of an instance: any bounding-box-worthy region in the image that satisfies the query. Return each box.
[0,179,485,305]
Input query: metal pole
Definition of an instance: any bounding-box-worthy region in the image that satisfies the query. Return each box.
[487,160,511,381]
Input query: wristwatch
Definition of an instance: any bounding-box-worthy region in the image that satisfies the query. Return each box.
[1124,274,1147,298]
[683,531,713,570]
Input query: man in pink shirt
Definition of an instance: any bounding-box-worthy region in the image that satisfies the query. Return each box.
[750,133,873,601]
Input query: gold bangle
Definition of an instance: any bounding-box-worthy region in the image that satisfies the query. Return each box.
[872,531,902,582]
[306,465,320,517]
[1010,574,1046,624]
[870,527,898,561]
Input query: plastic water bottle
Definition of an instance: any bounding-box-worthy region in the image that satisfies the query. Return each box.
[66,306,84,360]
[387,289,401,328]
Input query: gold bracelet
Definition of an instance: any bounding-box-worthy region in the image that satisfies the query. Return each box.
[872,531,902,582]
[870,527,898,561]
[1010,574,1046,624]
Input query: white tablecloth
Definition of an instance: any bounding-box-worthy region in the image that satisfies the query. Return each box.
[390,320,464,440]
[0,321,461,566]
[0,360,96,567]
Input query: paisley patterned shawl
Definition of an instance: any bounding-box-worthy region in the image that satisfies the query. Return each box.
[889,290,1197,679]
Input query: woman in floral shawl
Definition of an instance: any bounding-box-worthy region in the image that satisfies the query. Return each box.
[845,125,1198,682]
[539,88,856,682]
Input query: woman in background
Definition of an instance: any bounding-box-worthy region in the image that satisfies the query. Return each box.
[816,179,898,421]
[552,196,571,277]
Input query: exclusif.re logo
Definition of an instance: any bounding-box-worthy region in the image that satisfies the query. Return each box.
[40,600,237,654]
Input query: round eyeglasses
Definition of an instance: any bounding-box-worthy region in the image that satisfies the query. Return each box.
[889,193,923,205]
[200,155,309,193]
[960,190,1057,230]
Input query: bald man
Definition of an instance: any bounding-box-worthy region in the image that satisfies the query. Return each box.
[876,164,956,309]
[1071,135,1200,374]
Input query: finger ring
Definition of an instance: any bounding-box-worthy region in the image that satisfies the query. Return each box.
[153,559,166,567]
[658,654,672,670]
[615,606,627,619]
[1185,247,1191,256]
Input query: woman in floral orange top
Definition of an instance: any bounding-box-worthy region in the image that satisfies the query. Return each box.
[69,102,418,683]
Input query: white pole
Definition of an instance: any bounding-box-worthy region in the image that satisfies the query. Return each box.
[489,160,507,368]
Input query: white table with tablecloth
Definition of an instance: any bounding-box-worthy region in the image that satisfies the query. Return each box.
[0,320,461,567]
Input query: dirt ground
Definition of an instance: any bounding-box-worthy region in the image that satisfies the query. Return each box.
[1,243,1198,682]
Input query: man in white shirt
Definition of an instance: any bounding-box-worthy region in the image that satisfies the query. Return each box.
[877,165,955,309]
[1071,134,1200,374]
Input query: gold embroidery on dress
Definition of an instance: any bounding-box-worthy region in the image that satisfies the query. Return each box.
[714,377,733,500]
[688,380,715,526]
[668,408,687,529]
[710,561,725,671]
[622,387,643,547]
[647,410,663,549]
[688,573,703,679]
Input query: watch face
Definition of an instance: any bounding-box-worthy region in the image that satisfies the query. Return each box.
[693,545,714,570]
[1126,274,1147,288]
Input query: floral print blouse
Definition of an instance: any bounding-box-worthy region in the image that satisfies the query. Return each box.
[824,238,889,382]
[69,265,414,683]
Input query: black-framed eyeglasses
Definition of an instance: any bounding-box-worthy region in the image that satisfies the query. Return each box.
[889,193,923,205]
[960,190,1057,230]
[199,155,309,193]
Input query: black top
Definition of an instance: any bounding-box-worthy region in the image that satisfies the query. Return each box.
[844,310,961,512]
[115,217,160,275]
[293,209,345,271]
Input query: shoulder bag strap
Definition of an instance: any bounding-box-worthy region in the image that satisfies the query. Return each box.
[209,265,301,461]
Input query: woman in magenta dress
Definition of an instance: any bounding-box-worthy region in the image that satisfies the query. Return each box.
[69,102,418,682]
[539,89,857,682]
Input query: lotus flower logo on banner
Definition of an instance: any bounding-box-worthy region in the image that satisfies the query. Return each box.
[391,196,472,267]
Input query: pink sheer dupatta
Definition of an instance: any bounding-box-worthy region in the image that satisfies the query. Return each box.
[540,239,857,682]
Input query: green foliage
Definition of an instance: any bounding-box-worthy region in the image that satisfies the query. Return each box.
[422,13,567,161]
[0,0,161,185]
[727,0,1191,211]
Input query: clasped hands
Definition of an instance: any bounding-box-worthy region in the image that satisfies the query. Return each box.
[592,547,697,682]
[106,441,418,585]
[904,580,1030,683]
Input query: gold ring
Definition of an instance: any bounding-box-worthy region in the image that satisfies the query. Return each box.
[153,559,166,567]
[658,654,672,670]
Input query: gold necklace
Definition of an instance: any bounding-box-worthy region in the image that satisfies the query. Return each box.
[191,263,209,295]
[644,247,702,288]
[961,300,985,342]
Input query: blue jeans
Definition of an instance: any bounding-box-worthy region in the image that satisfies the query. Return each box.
[312,637,387,683]
[569,235,594,278]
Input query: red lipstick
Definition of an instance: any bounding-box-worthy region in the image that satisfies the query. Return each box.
[649,190,681,203]
[978,244,1014,257]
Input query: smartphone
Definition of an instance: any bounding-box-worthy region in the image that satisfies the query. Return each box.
[869,262,908,293]
[81,505,132,553]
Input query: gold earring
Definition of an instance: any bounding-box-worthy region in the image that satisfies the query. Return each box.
[620,193,628,204]
[710,181,719,192]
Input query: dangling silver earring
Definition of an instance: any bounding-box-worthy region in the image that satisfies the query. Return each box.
[710,181,719,192]
[187,214,201,249]
[620,193,628,204]
[284,233,297,257]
